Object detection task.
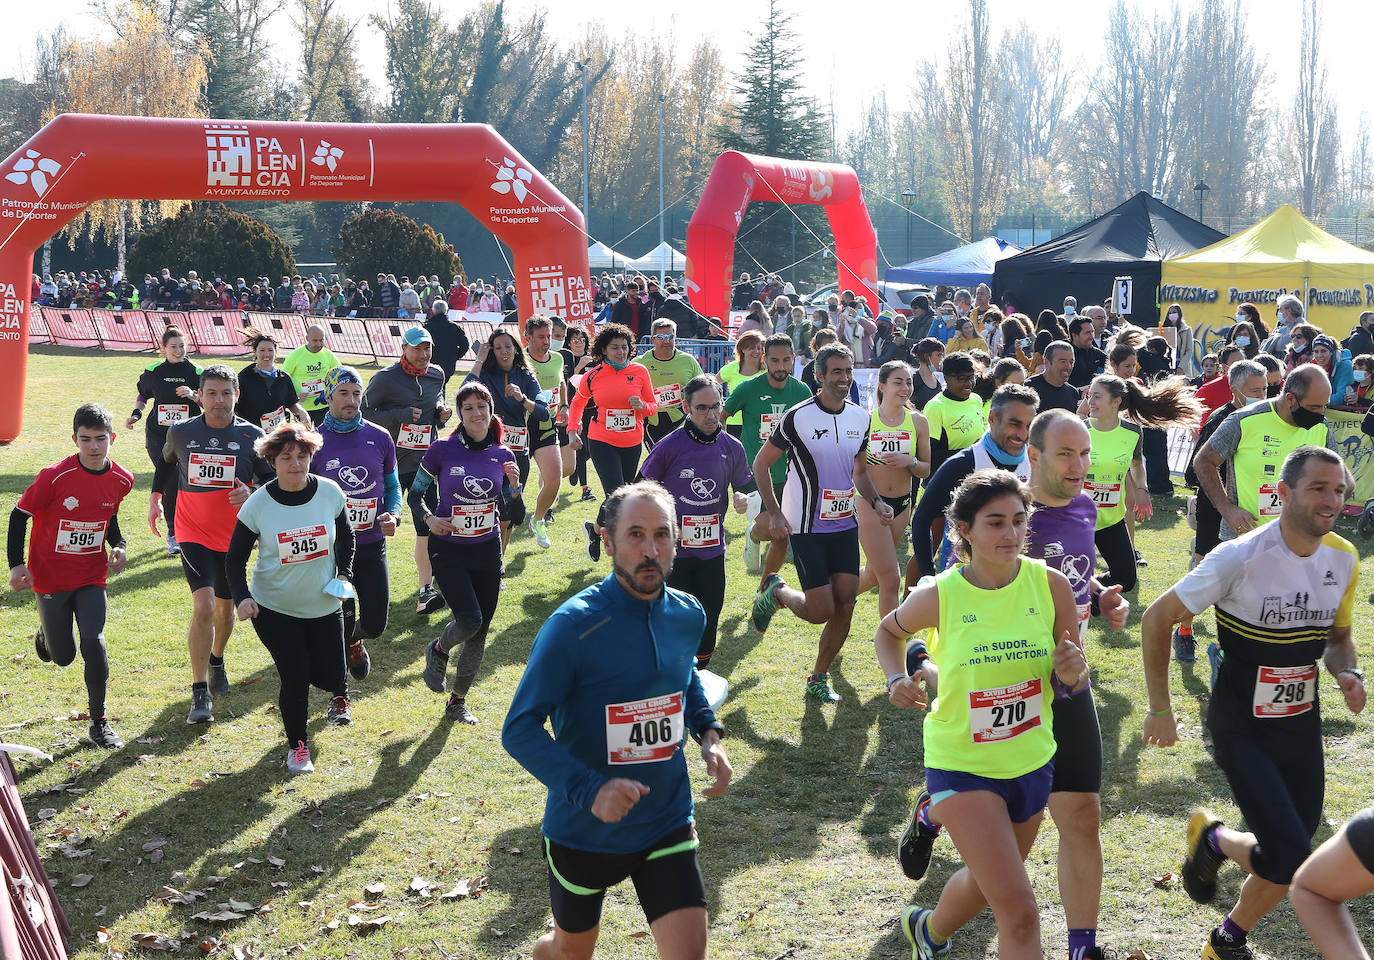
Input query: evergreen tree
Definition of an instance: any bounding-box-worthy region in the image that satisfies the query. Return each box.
[714,1,831,288]
[128,203,294,282]
[332,208,463,284]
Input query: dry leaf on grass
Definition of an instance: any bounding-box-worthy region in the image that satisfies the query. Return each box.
[363,881,385,896]
[348,913,392,931]
[71,874,93,887]
[96,927,112,943]
[1127,951,1153,960]
[438,876,488,899]
[1151,873,1174,889]
[141,840,167,852]
[192,910,247,923]
[266,856,285,869]
[130,932,179,951]
[409,877,438,894]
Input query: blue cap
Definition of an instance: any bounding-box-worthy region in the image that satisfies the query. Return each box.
[401,326,433,347]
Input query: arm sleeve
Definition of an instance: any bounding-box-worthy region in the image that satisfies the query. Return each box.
[383,468,402,516]
[162,427,179,465]
[407,466,438,529]
[909,455,966,578]
[637,370,659,419]
[1172,540,1240,616]
[723,377,748,416]
[334,507,355,581]
[105,515,125,549]
[224,520,259,606]
[522,370,550,423]
[500,614,609,812]
[7,507,29,570]
[685,666,719,739]
[361,375,406,431]
[639,441,666,482]
[731,444,758,494]
[1206,408,1243,462]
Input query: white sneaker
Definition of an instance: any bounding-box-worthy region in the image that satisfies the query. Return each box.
[286,740,314,774]
[743,531,762,575]
[529,518,551,549]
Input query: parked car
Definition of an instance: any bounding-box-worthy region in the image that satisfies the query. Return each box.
[800,280,931,318]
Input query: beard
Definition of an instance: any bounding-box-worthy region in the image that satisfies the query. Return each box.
[613,555,671,595]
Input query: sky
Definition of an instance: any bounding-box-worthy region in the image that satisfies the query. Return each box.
[5,0,1369,145]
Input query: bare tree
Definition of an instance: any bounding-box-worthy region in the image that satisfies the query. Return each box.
[1292,0,1339,216]
[999,22,1072,189]
[1096,1,1183,200]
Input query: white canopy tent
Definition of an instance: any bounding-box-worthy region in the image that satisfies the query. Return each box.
[587,240,635,271]
[626,240,688,274]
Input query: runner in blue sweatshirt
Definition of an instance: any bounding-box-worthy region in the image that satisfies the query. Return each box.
[502,480,732,960]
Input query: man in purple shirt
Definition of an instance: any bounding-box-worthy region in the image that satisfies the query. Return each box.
[640,375,756,669]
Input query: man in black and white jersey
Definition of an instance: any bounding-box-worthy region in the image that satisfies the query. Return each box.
[1140,445,1364,960]
[904,384,1038,589]
[749,344,893,704]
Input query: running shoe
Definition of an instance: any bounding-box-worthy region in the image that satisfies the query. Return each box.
[897,789,939,881]
[806,672,843,704]
[584,520,601,561]
[1182,807,1226,904]
[751,573,783,633]
[209,660,230,697]
[347,639,371,680]
[286,739,314,775]
[529,517,552,549]
[1201,928,1254,960]
[1357,498,1374,540]
[900,906,950,959]
[1079,949,1109,960]
[187,687,213,724]
[33,626,50,663]
[326,694,352,726]
[1172,626,1197,662]
[1135,549,1148,567]
[1207,642,1223,691]
[87,719,123,750]
[166,535,180,556]
[580,486,597,503]
[445,695,478,725]
[544,509,555,525]
[416,583,445,615]
[423,639,449,694]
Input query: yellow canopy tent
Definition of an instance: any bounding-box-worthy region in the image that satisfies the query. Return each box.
[1160,204,1374,364]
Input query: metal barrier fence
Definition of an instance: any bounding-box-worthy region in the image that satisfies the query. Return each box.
[637,337,733,374]
[31,307,506,363]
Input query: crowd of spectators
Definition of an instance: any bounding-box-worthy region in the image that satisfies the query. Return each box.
[33,265,1374,414]
[31,268,517,320]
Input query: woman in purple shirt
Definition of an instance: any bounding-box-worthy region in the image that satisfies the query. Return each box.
[640,375,756,669]
[409,382,521,725]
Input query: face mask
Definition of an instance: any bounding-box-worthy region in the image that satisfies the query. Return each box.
[1063,304,1076,317]
[1234,336,1250,347]
[550,338,565,353]
[1289,402,1325,430]
[1167,313,1180,323]
[1293,341,1307,353]
[1266,382,1282,398]
[1355,370,1367,383]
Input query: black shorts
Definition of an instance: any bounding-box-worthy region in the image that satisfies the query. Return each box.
[545,823,706,934]
[789,527,860,591]
[179,541,230,600]
[530,418,558,452]
[880,493,911,517]
[1209,718,1324,885]
[1194,492,1222,557]
[556,422,570,447]
[1050,687,1103,794]
[1346,807,1374,875]
[399,470,438,536]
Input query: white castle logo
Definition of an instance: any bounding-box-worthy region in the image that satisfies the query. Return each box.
[491,157,533,203]
[6,150,62,197]
[529,265,567,315]
[311,141,344,172]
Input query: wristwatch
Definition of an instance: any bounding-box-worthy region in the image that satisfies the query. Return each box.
[1339,668,1365,681]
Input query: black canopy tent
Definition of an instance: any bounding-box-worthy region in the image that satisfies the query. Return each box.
[992,192,1225,328]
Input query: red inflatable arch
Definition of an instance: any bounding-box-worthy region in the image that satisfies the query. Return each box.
[0,114,593,443]
[684,151,878,325]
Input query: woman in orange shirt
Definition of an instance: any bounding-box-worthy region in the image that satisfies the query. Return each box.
[567,322,658,561]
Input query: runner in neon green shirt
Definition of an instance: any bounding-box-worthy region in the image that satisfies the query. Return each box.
[636,318,704,448]
[281,324,341,425]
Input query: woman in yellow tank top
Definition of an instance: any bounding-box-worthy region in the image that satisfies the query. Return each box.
[857,361,930,616]
[873,469,1086,960]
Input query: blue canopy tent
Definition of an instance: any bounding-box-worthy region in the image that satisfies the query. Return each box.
[884,236,1022,288]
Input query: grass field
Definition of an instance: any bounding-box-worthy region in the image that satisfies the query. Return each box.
[2,345,1374,960]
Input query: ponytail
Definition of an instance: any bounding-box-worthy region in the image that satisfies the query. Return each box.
[1094,374,1202,429]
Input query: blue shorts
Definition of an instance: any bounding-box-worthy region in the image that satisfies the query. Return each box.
[926,762,1054,824]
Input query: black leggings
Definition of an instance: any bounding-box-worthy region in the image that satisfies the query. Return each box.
[429,537,503,700]
[643,415,679,451]
[146,428,178,538]
[1094,518,1137,593]
[344,538,389,643]
[667,553,726,667]
[37,585,109,719]
[570,404,594,487]
[588,438,641,528]
[251,604,346,746]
